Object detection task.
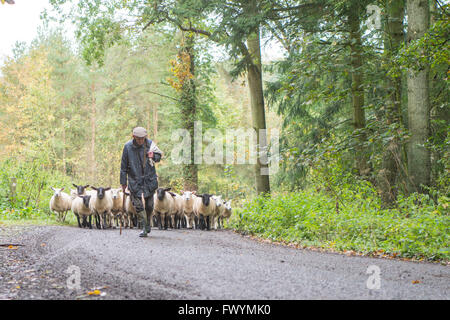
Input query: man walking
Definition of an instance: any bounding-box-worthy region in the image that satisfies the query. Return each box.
[120,127,162,237]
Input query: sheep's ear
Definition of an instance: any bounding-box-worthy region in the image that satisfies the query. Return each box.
[84,185,90,188]
[51,187,55,191]
[192,190,196,194]
[61,188,64,192]
[105,187,111,191]
[91,186,97,190]
[164,187,171,192]
[72,184,78,188]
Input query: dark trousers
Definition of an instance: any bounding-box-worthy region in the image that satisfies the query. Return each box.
[130,193,154,224]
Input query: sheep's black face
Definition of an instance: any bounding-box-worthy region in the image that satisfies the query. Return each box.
[92,186,110,199]
[201,194,211,206]
[82,195,91,208]
[156,187,171,201]
[74,184,89,195]
[156,188,166,201]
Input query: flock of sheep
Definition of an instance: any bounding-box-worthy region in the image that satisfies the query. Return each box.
[49,184,233,231]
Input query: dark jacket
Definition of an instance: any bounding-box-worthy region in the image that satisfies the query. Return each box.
[120,138,161,198]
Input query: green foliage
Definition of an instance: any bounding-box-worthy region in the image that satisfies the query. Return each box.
[0,158,75,224]
[233,187,449,261]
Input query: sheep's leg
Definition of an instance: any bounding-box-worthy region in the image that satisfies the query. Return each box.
[201,215,206,230]
[185,214,190,229]
[163,213,168,230]
[195,216,199,229]
[94,213,100,229]
[189,214,194,229]
[211,216,216,230]
[75,213,82,228]
[113,213,117,229]
[102,212,107,229]
[184,214,189,229]
[157,212,163,230]
[99,212,105,229]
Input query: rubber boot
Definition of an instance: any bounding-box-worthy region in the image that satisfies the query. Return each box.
[138,211,148,237]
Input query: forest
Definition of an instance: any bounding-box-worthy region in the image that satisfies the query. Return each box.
[0,0,448,261]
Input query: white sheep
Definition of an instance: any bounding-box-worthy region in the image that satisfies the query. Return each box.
[49,187,72,222]
[110,188,124,229]
[169,192,184,229]
[220,200,232,228]
[153,187,175,230]
[89,186,113,229]
[211,195,225,230]
[181,190,197,229]
[193,193,216,230]
[123,192,137,228]
[71,194,94,228]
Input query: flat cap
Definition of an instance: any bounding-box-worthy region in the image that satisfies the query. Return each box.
[132,127,147,138]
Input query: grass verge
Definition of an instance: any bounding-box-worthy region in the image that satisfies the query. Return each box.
[231,189,449,263]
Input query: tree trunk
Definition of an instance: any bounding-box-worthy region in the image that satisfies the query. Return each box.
[62,116,66,175]
[180,33,198,191]
[406,0,430,194]
[348,5,370,177]
[380,0,405,204]
[245,0,270,195]
[90,83,97,183]
[153,103,158,142]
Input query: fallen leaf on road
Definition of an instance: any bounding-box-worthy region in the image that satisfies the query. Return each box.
[88,289,101,296]
[412,280,421,284]
[7,245,18,250]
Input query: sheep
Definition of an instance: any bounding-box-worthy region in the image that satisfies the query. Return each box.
[123,192,137,228]
[110,188,124,229]
[71,194,93,228]
[219,200,232,228]
[181,191,197,229]
[89,186,113,229]
[211,195,224,230]
[193,193,216,230]
[49,187,72,222]
[153,187,175,230]
[70,189,82,227]
[168,192,184,229]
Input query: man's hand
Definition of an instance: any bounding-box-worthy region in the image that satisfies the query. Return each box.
[121,185,127,193]
[147,151,154,159]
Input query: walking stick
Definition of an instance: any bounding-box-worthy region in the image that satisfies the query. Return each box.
[121,190,127,236]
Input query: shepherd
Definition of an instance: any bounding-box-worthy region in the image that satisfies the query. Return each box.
[120,127,162,237]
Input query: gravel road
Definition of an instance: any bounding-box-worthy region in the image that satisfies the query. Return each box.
[0,225,448,300]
